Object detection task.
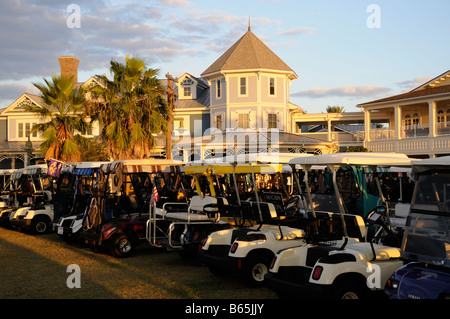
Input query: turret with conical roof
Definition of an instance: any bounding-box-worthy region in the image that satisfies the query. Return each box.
[201,28,300,133]
[201,30,297,80]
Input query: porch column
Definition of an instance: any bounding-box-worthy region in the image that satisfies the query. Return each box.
[327,118,332,142]
[394,106,402,139]
[428,100,436,138]
[364,110,371,142]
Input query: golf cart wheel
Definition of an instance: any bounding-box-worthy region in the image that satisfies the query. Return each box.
[331,278,368,299]
[110,234,135,258]
[243,255,271,286]
[32,216,49,234]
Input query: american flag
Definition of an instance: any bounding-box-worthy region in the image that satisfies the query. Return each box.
[150,186,159,207]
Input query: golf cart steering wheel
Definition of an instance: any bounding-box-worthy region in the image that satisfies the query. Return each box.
[365,205,388,228]
[284,196,300,214]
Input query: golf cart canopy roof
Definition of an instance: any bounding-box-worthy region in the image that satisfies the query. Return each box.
[101,159,185,174]
[411,156,450,175]
[24,164,48,176]
[73,161,110,176]
[0,169,15,176]
[193,152,312,165]
[11,168,25,179]
[185,161,292,175]
[288,152,413,169]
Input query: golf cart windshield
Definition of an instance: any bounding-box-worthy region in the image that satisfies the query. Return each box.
[404,173,450,267]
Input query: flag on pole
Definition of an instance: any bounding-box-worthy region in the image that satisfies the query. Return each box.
[47,159,63,178]
[150,185,159,207]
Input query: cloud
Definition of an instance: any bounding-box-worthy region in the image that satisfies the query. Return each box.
[395,77,433,92]
[278,26,316,36]
[293,85,392,99]
[0,83,39,108]
[160,0,191,6]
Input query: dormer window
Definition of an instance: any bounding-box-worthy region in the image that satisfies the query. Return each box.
[181,77,195,99]
[184,86,191,97]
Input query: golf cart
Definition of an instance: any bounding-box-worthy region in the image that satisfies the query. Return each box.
[385,156,450,299]
[9,164,55,234]
[146,156,302,259]
[198,153,316,284]
[55,161,108,244]
[0,169,14,209]
[79,159,187,257]
[0,168,28,228]
[263,152,412,299]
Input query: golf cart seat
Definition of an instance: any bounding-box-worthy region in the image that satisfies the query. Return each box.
[251,202,278,224]
[257,224,306,240]
[343,242,401,261]
[163,195,224,221]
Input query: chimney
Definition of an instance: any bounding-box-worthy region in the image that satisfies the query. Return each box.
[58,56,79,83]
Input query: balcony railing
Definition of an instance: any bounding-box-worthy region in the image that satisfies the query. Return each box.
[370,123,433,140]
[401,123,429,139]
[437,121,450,136]
[370,128,395,140]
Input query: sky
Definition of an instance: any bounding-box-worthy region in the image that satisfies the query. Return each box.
[0,0,449,114]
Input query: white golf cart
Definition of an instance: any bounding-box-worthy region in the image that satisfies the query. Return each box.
[264,152,413,298]
[198,153,314,283]
[0,169,14,209]
[9,164,55,234]
[0,168,27,228]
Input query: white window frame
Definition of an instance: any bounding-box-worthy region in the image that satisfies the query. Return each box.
[269,77,276,96]
[216,79,221,99]
[238,113,249,129]
[239,77,247,97]
[268,113,278,129]
[215,114,222,130]
[17,121,38,139]
[183,86,191,97]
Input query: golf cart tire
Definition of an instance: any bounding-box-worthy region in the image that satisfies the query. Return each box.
[331,274,368,299]
[243,254,272,287]
[110,233,135,258]
[31,216,51,234]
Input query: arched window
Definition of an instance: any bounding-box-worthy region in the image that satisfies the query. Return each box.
[437,110,445,123]
[412,113,419,125]
[404,114,411,127]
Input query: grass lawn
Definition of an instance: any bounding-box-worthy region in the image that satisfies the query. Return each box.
[0,227,277,299]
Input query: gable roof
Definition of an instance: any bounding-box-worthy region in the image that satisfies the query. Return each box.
[411,70,450,91]
[358,70,450,107]
[358,84,450,107]
[1,93,45,115]
[201,30,297,79]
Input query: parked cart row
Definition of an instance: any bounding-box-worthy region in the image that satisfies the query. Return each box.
[0,152,448,299]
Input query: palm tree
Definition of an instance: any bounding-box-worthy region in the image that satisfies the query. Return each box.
[26,75,91,162]
[89,56,168,159]
[326,106,345,113]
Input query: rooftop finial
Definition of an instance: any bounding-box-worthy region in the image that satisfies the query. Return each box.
[248,16,251,31]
